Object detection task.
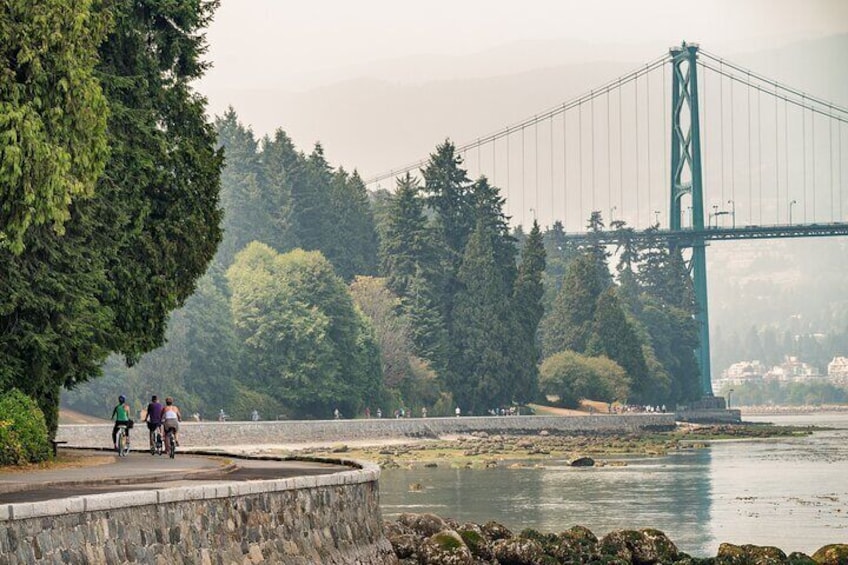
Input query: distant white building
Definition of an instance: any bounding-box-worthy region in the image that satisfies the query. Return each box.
[828,356,848,384]
[765,356,821,383]
[719,360,768,386]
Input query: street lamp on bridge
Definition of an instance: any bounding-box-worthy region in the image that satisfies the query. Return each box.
[727,389,735,409]
[609,205,617,226]
[789,200,797,224]
[727,199,735,228]
[653,210,661,226]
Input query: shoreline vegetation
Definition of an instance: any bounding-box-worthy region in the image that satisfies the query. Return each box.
[385,512,848,564]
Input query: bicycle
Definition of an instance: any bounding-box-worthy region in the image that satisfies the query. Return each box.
[150,427,164,456]
[166,427,177,459]
[115,424,130,457]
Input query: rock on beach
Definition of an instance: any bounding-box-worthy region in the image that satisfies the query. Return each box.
[385,512,848,564]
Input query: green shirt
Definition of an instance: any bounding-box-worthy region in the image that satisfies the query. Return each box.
[114,404,130,421]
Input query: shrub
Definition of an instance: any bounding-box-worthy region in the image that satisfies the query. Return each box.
[0,389,51,464]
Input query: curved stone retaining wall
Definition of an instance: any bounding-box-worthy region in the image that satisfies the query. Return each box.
[0,460,397,564]
[56,414,675,449]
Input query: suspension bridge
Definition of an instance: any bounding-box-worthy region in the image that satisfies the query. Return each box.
[365,42,848,402]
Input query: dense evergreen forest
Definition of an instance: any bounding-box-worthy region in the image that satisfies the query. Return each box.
[62,107,705,420]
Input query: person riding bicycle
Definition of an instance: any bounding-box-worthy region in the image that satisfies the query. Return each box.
[111,394,133,449]
[162,397,182,451]
[144,395,164,451]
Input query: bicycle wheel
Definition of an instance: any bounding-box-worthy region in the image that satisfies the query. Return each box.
[168,430,176,459]
[117,428,128,456]
[155,431,164,456]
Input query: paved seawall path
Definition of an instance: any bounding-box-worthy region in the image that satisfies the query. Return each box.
[55,413,677,452]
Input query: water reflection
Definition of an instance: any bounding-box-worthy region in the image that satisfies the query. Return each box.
[380,449,714,555]
[379,414,848,557]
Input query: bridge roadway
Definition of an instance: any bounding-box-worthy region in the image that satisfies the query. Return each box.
[0,448,348,505]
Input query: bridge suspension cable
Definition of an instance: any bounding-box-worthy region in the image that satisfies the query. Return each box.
[698,50,848,123]
[364,53,670,186]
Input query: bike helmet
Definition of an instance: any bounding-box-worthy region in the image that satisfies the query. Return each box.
[118,394,126,403]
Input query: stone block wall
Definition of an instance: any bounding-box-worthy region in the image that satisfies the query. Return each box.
[0,462,397,564]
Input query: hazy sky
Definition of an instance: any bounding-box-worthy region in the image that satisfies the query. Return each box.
[198,0,848,92]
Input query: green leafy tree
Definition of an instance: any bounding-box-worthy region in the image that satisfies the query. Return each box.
[0,0,110,254]
[539,351,629,409]
[348,276,417,393]
[227,243,383,418]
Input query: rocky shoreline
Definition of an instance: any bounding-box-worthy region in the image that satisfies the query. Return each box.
[385,512,848,564]
[286,423,814,469]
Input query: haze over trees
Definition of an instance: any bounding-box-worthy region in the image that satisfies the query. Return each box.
[65,108,713,420]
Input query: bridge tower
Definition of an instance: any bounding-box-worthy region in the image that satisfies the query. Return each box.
[669,43,714,397]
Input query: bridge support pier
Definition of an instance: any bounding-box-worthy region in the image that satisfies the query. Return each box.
[670,42,714,397]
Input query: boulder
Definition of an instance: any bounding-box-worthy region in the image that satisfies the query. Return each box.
[716,543,788,564]
[599,529,680,564]
[397,513,449,538]
[787,552,816,564]
[419,530,473,565]
[388,533,420,560]
[457,523,495,561]
[560,525,598,545]
[570,456,595,467]
[481,520,514,542]
[492,536,546,565]
[811,544,848,565]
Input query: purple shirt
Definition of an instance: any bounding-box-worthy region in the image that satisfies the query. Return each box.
[146,402,164,424]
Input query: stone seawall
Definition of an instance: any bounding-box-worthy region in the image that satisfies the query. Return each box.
[56,414,676,450]
[0,459,397,564]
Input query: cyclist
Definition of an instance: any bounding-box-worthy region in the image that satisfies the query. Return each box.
[111,394,133,449]
[162,397,182,452]
[144,395,164,452]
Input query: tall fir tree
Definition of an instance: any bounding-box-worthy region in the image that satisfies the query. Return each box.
[257,128,299,253]
[1,0,224,434]
[422,140,473,257]
[292,143,333,253]
[512,220,546,402]
[379,174,446,362]
[451,220,517,413]
[326,168,379,280]
[540,252,607,357]
[214,108,265,267]
[586,287,650,403]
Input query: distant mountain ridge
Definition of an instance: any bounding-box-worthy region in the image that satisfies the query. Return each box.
[202,34,848,179]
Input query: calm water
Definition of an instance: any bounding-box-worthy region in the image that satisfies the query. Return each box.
[379,413,848,557]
